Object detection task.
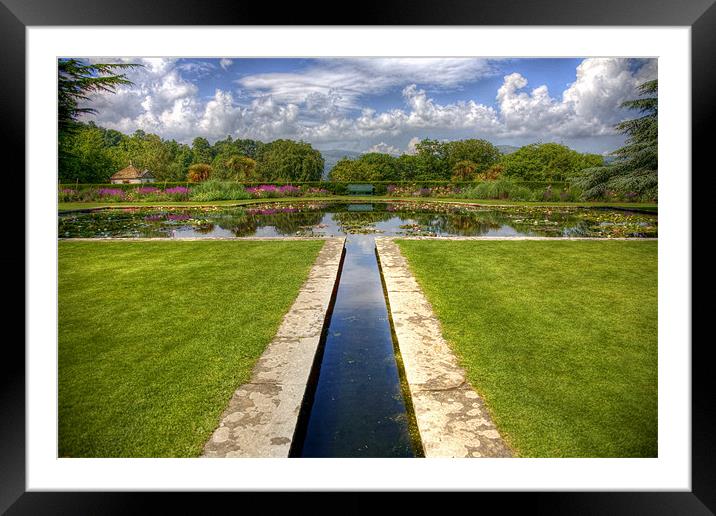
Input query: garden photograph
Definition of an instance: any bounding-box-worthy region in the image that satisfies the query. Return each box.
[57,56,658,459]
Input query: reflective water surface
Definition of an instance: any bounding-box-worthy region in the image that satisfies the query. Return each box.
[59,201,658,239]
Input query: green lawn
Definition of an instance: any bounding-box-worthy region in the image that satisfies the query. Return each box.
[58,240,324,457]
[58,196,658,213]
[395,240,658,457]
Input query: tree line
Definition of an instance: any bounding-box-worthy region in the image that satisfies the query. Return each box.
[329,139,604,183]
[59,124,602,186]
[59,124,325,184]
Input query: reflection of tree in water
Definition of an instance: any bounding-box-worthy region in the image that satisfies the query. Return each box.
[198,206,326,236]
[211,210,258,237]
[388,208,503,236]
[333,211,394,224]
[256,211,325,235]
[423,212,503,236]
[193,223,216,234]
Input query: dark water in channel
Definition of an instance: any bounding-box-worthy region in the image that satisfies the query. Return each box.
[58,201,658,239]
[293,235,415,457]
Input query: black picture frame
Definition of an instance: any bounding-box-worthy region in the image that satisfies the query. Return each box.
[4,0,708,512]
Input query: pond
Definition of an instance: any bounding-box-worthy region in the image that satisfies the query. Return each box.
[59,201,658,239]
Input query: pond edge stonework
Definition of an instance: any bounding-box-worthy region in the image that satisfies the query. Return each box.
[375,237,512,458]
[201,237,345,458]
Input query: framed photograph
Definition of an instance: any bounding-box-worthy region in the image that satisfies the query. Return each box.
[7,0,709,512]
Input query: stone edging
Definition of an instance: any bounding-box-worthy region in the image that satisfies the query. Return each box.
[202,237,345,458]
[375,237,512,458]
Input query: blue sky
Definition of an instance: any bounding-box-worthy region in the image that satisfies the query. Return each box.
[81,57,657,155]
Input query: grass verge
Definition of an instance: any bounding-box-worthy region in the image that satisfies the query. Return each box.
[395,239,657,457]
[59,240,324,457]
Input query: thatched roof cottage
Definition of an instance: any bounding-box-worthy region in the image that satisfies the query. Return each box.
[110,163,156,184]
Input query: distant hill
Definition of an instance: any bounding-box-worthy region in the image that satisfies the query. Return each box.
[497,145,520,155]
[320,149,362,178]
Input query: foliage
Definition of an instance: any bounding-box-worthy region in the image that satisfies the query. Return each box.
[212,152,258,181]
[328,153,401,182]
[500,143,604,182]
[58,122,312,184]
[575,80,658,201]
[476,163,504,181]
[451,160,478,181]
[255,139,324,182]
[58,123,125,183]
[326,138,598,184]
[444,139,501,174]
[187,163,212,183]
[188,180,250,201]
[412,139,451,180]
[386,184,462,198]
[459,178,534,201]
[59,185,191,203]
[58,59,141,133]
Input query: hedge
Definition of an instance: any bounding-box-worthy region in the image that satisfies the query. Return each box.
[60,180,570,195]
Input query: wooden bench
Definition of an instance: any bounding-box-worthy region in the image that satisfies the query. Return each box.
[346,183,375,195]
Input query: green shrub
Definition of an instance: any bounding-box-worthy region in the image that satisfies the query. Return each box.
[460,178,533,201]
[188,181,250,201]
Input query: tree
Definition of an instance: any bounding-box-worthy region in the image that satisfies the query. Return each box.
[444,139,501,175]
[451,160,478,181]
[256,140,324,182]
[58,123,124,182]
[191,137,214,165]
[396,154,420,181]
[230,156,258,181]
[329,158,378,182]
[575,80,658,200]
[58,59,141,133]
[356,153,401,181]
[413,139,451,180]
[476,164,504,181]
[187,163,212,183]
[235,139,264,159]
[213,151,258,181]
[500,143,603,182]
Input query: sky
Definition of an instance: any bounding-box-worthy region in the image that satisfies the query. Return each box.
[77,57,657,155]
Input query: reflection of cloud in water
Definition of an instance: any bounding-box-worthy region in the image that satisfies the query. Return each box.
[347,234,377,254]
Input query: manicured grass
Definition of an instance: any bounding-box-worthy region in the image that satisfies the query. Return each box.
[58,196,658,213]
[58,240,324,457]
[395,240,657,457]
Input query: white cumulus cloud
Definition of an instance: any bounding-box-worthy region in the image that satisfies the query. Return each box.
[366,142,401,155]
[76,57,657,154]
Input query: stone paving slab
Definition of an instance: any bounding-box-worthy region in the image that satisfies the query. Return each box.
[202,237,345,458]
[375,237,512,458]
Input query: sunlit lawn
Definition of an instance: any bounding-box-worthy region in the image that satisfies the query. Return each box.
[396,240,657,457]
[58,240,324,457]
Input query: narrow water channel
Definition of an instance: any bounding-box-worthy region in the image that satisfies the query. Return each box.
[292,234,417,457]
